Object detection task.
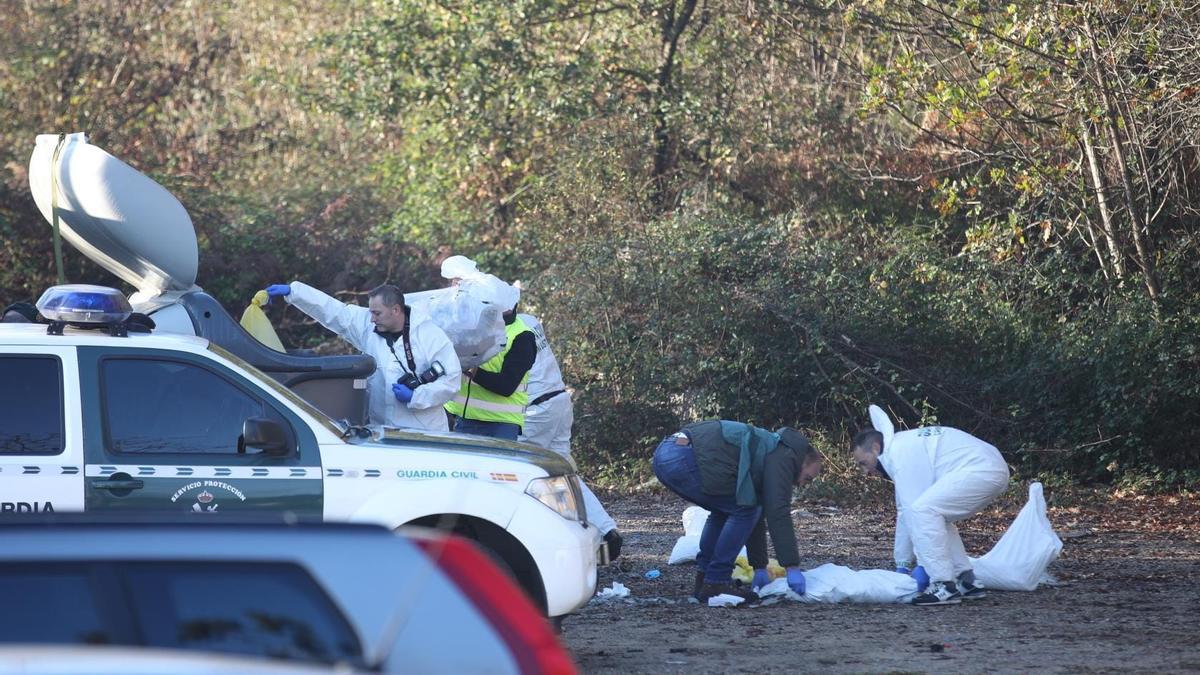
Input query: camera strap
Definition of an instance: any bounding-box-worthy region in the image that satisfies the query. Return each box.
[401,327,417,373]
[383,311,418,375]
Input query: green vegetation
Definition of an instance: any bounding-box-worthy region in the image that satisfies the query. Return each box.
[2,1,1197,485]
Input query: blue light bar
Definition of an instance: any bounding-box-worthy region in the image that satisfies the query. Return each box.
[36,284,132,325]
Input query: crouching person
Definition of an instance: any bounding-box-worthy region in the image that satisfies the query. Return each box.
[850,405,1010,606]
[653,421,822,604]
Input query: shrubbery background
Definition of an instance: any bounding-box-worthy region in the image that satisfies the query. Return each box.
[3,1,1197,485]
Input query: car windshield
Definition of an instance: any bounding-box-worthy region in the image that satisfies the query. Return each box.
[205,343,348,437]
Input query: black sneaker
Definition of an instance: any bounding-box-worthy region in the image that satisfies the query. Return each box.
[697,583,759,606]
[912,580,962,606]
[603,529,623,561]
[957,572,987,600]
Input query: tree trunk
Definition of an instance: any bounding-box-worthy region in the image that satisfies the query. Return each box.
[650,0,698,210]
[1085,17,1162,310]
[1079,120,1126,278]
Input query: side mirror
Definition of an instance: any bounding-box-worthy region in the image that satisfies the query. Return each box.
[242,417,291,457]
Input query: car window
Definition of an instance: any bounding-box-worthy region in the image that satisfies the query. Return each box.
[126,562,363,667]
[0,355,64,455]
[101,358,265,454]
[0,565,114,644]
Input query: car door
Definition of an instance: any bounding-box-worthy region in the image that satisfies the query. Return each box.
[76,347,322,518]
[0,347,85,514]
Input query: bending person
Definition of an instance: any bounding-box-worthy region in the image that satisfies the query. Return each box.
[850,404,1010,606]
[653,421,822,604]
[265,282,461,431]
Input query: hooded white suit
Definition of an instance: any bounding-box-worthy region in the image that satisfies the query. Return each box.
[286,282,462,431]
[517,313,616,534]
[871,405,1010,582]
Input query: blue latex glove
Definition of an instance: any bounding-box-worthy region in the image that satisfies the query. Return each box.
[265,284,292,300]
[786,567,806,595]
[911,565,930,592]
[392,383,414,403]
[896,566,911,576]
[751,569,770,591]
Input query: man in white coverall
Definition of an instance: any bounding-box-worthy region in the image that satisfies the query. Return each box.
[517,311,623,561]
[265,282,462,431]
[850,405,1009,606]
[440,255,624,559]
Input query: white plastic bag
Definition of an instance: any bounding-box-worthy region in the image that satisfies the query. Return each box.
[594,582,630,600]
[667,506,747,565]
[407,285,508,370]
[970,481,1062,591]
[667,506,708,564]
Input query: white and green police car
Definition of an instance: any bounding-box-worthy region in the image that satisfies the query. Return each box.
[0,285,601,620]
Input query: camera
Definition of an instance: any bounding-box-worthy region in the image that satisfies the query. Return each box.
[399,360,446,390]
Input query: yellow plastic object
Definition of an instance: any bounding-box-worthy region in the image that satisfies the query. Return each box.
[239,290,286,352]
[732,555,787,583]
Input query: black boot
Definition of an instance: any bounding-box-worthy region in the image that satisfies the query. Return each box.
[603,529,623,561]
[697,583,759,605]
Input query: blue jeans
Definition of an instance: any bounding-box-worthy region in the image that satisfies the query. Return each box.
[652,436,762,584]
[455,417,521,441]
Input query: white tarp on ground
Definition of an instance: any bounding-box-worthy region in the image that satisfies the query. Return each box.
[758,565,918,603]
[669,481,1062,603]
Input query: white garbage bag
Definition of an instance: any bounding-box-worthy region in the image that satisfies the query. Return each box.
[667,506,747,565]
[404,283,509,370]
[667,506,705,565]
[969,481,1062,591]
[682,505,708,536]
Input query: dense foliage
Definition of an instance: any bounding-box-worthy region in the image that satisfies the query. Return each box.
[2,0,1197,484]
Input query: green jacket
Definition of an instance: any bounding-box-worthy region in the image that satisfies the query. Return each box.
[683,420,813,568]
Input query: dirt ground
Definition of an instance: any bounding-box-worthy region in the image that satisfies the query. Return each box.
[561,487,1200,674]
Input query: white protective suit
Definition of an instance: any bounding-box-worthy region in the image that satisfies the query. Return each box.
[871,405,1010,583]
[286,282,462,431]
[516,313,617,534]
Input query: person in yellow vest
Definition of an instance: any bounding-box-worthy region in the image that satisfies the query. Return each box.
[445,304,536,441]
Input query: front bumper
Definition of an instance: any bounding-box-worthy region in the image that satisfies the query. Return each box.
[506,495,601,617]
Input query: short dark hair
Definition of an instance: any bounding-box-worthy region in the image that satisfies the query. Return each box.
[367,284,406,308]
[851,429,883,453]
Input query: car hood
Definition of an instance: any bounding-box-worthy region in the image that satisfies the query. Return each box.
[360,428,575,476]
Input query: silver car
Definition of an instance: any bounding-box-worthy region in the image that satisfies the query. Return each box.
[0,519,578,674]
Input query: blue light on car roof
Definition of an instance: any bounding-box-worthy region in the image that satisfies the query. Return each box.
[36,284,132,324]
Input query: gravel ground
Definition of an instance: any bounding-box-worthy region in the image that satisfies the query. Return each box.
[561,487,1200,674]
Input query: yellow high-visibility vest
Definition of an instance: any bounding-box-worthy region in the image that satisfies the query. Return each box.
[445,317,532,426]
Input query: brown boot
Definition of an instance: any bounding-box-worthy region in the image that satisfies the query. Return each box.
[692,570,705,600]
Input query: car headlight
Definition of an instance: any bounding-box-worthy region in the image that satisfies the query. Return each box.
[525,475,584,522]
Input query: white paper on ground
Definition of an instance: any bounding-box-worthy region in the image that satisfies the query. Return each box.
[595,582,630,600]
[706,594,745,607]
